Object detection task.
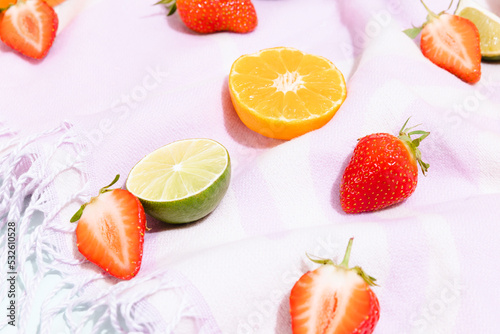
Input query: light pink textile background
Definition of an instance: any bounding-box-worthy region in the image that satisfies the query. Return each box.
[2,0,500,333]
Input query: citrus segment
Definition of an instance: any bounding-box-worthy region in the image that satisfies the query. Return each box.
[126,139,231,224]
[229,47,347,140]
[456,0,500,60]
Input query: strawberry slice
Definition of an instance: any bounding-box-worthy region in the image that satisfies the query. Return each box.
[405,0,481,84]
[290,239,380,334]
[421,13,481,84]
[0,0,58,59]
[71,175,146,280]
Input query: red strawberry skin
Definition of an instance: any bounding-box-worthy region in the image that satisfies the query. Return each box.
[0,0,58,59]
[421,14,481,84]
[340,133,418,214]
[76,189,146,280]
[176,0,257,34]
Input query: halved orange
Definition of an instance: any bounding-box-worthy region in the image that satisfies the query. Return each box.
[228,47,347,140]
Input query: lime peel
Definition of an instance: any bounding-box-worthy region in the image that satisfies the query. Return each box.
[456,0,500,60]
[126,138,231,224]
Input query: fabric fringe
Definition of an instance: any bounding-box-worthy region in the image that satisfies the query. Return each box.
[0,122,218,334]
[0,122,85,332]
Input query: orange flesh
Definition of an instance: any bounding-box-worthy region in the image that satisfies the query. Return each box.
[229,47,347,140]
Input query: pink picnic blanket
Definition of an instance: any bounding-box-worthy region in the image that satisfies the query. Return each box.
[1,0,500,333]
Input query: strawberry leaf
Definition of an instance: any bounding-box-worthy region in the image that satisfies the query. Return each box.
[306,254,334,266]
[418,159,430,174]
[404,27,423,39]
[155,0,175,5]
[307,239,379,287]
[407,130,428,135]
[354,266,378,286]
[398,119,430,175]
[155,0,177,15]
[167,2,177,15]
[409,130,430,147]
[70,204,87,223]
[99,174,120,194]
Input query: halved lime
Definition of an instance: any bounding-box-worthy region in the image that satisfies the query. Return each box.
[126,138,231,224]
[456,0,500,60]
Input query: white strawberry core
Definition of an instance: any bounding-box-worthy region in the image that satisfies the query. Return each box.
[11,0,44,52]
[81,192,132,269]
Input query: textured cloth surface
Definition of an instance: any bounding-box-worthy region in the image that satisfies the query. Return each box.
[1,0,500,333]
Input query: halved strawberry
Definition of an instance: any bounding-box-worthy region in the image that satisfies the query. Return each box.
[71,175,147,280]
[290,239,380,334]
[405,0,481,84]
[0,0,58,59]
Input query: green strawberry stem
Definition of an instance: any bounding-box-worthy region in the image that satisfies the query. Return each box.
[70,174,121,223]
[421,0,455,20]
[403,26,424,39]
[397,118,430,176]
[445,0,455,12]
[420,0,439,20]
[339,237,354,268]
[307,238,378,287]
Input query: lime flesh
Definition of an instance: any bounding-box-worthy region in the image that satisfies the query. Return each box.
[456,0,500,60]
[126,139,231,224]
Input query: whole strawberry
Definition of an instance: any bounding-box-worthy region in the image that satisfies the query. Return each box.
[404,0,481,84]
[157,0,257,34]
[340,119,429,214]
[71,175,147,280]
[290,238,380,334]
